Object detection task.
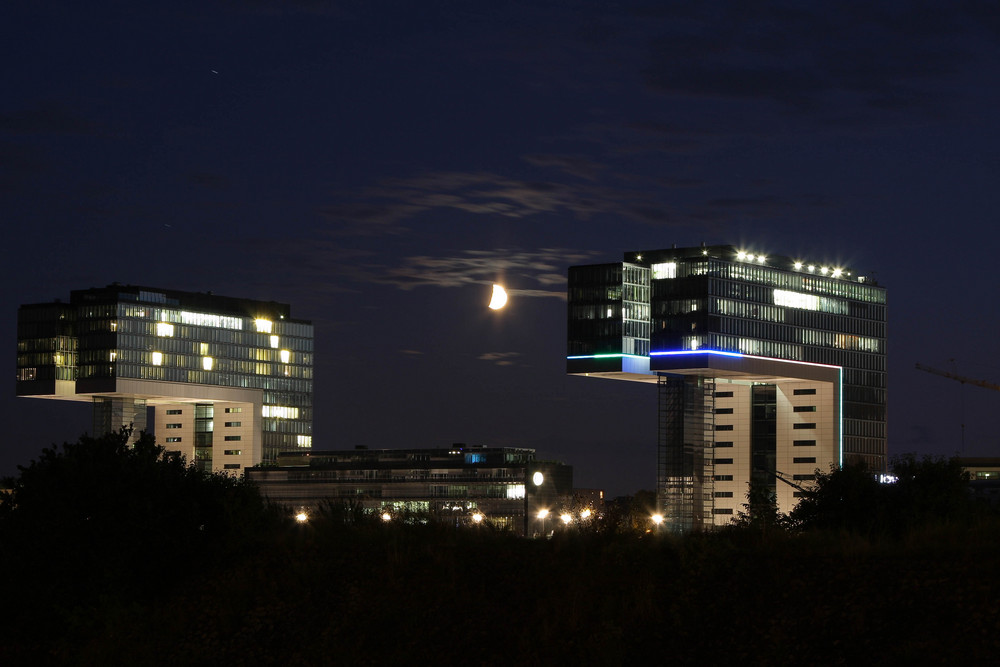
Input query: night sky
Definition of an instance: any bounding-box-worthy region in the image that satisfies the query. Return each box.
[4,1,1000,497]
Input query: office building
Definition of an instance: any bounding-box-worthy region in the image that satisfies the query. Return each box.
[567,244,886,531]
[16,284,313,472]
[247,445,576,536]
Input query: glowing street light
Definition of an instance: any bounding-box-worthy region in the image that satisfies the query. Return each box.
[381,511,392,522]
[471,512,484,524]
[560,513,572,525]
[295,511,309,523]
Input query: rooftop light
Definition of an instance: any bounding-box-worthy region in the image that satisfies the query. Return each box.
[737,251,747,260]
[807,265,815,272]
[757,256,766,264]
[832,268,843,278]
[793,262,803,270]
[820,267,829,275]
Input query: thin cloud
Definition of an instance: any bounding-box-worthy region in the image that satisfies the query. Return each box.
[477,352,522,366]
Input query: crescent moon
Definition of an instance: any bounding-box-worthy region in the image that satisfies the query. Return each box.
[488,284,508,310]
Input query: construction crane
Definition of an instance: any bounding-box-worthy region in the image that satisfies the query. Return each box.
[914,363,1000,393]
[915,362,1000,452]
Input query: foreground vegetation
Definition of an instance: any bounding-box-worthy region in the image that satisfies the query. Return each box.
[3,432,999,665]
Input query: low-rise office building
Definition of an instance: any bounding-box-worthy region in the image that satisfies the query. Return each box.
[248,445,575,535]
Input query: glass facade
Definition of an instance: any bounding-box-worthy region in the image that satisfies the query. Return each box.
[17,284,313,464]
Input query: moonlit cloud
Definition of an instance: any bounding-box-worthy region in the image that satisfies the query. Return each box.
[477,352,522,366]
[368,249,597,298]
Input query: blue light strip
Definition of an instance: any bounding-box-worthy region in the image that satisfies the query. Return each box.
[566,353,648,360]
[650,349,743,359]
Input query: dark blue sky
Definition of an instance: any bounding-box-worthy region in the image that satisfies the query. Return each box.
[4,1,1000,496]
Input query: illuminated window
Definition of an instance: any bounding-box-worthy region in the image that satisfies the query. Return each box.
[224,421,241,427]
[202,356,214,371]
[165,423,182,429]
[180,311,243,330]
[225,407,242,413]
[199,343,209,355]
[651,262,677,279]
[279,349,291,364]
[269,335,279,349]
[165,437,182,443]
[773,289,819,311]
[255,319,273,333]
[109,351,117,362]
[506,484,526,499]
[156,322,174,337]
[152,351,163,366]
[263,405,299,419]
[224,449,242,455]
[297,435,312,447]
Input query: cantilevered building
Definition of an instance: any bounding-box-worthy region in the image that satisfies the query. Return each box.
[16,285,313,473]
[567,244,886,531]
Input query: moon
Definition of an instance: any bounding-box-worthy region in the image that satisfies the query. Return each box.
[488,284,508,310]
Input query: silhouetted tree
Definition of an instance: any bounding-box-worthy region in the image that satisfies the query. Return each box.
[732,481,786,533]
[786,462,888,534]
[0,427,278,658]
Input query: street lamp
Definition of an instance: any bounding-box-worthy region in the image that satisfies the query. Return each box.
[471,512,484,524]
[381,511,392,522]
[537,508,549,537]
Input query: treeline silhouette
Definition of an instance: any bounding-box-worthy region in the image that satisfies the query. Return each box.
[2,431,999,665]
